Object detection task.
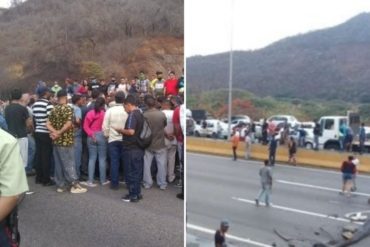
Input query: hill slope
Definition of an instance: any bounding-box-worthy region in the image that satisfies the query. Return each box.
[187,13,370,102]
[0,0,183,91]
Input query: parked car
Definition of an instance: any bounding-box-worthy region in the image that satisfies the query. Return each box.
[194,119,224,139]
[267,115,300,129]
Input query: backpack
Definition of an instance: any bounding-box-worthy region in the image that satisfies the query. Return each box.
[136,114,153,149]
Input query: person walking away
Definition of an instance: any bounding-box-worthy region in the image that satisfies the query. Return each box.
[142,95,168,190]
[83,97,109,187]
[0,129,29,247]
[340,156,356,197]
[71,95,83,179]
[215,220,229,247]
[288,137,297,166]
[116,94,144,203]
[255,160,273,207]
[269,134,278,166]
[359,123,366,155]
[46,90,87,193]
[313,121,321,151]
[244,129,252,160]
[32,86,54,186]
[102,92,128,190]
[4,89,32,172]
[231,129,240,161]
[161,99,177,183]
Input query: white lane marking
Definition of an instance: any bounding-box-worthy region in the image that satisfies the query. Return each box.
[188,152,370,179]
[232,197,363,225]
[187,223,271,247]
[277,179,370,197]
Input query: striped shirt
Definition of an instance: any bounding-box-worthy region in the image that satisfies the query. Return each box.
[32,99,54,133]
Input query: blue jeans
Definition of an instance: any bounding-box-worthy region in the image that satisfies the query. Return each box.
[87,131,107,184]
[123,148,144,198]
[74,135,82,178]
[0,223,11,247]
[108,141,123,187]
[257,184,272,205]
[26,134,35,172]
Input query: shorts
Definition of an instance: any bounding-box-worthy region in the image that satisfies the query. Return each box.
[342,173,353,182]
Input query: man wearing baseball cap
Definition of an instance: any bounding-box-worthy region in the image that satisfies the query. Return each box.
[215,219,229,247]
[46,89,87,193]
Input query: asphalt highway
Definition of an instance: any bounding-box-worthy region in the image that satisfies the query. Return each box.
[18,178,183,247]
[187,153,370,247]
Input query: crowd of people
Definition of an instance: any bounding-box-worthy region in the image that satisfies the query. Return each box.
[0,70,185,202]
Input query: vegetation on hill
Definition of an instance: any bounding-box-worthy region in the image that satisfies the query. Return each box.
[187,13,370,102]
[0,0,183,93]
[187,89,370,123]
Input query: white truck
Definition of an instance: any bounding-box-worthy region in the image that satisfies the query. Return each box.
[305,112,361,151]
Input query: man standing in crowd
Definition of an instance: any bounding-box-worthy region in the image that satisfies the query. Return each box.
[151,71,165,98]
[103,91,128,190]
[161,99,177,183]
[255,160,273,207]
[107,76,118,95]
[0,129,29,246]
[164,71,178,98]
[117,95,144,202]
[138,71,150,96]
[47,90,87,193]
[4,89,32,170]
[143,95,168,190]
[173,97,184,199]
[32,86,54,186]
[71,94,83,179]
[313,120,321,151]
[214,220,229,247]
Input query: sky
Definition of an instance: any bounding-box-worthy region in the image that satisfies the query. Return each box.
[186,0,370,57]
[0,0,10,8]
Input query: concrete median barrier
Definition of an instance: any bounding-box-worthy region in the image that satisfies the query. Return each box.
[187,137,370,173]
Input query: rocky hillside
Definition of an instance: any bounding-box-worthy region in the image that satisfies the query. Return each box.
[0,0,183,93]
[187,13,370,102]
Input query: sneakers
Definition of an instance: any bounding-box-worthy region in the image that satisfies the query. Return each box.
[56,188,65,193]
[70,183,87,194]
[160,186,167,190]
[101,180,110,186]
[121,194,140,203]
[81,181,97,187]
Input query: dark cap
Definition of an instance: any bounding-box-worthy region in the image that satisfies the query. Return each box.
[37,86,52,96]
[220,219,229,228]
[57,89,68,98]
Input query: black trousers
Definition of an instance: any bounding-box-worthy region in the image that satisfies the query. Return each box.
[34,132,53,184]
[232,147,237,160]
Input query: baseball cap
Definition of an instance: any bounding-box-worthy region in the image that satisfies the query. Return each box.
[37,86,52,96]
[221,219,229,228]
[57,89,68,98]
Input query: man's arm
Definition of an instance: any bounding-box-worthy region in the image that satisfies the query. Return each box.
[0,196,18,221]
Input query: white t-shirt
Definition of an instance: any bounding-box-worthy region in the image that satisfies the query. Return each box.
[162,109,177,146]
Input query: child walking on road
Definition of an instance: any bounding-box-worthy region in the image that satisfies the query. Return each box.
[255,160,273,207]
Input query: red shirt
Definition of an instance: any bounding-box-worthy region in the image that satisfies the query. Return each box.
[173,106,183,143]
[164,78,178,97]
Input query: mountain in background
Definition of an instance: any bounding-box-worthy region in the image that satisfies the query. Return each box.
[0,0,183,93]
[187,13,370,102]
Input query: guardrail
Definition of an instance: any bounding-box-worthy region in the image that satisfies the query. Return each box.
[187,137,370,173]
